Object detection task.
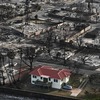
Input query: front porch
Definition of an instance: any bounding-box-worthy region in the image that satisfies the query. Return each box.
[34,80,52,88]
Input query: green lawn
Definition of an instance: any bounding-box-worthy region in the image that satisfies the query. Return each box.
[47,89,71,97]
[68,73,83,88]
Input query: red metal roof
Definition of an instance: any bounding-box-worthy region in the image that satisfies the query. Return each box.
[30,66,71,79]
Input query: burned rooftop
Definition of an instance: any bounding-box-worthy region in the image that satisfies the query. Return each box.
[0,26,24,42]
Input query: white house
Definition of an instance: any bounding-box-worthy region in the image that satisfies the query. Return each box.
[30,65,71,89]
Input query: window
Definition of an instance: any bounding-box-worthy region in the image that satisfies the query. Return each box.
[33,75,37,78]
[32,81,35,83]
[49,78,51,81]
[35,76,36,78]
[54,79,58,82]
[41,77,43,79]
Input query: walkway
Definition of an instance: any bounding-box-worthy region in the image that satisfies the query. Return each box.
[71,78,89,97]
[71,89,82,97]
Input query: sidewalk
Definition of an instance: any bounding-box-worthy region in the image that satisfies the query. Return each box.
[71,89,82,97]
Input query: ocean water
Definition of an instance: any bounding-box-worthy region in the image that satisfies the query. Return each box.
[0,94,41,100]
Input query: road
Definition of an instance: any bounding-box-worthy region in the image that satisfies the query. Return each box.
[12,55,100,76]
[30,61,100,76]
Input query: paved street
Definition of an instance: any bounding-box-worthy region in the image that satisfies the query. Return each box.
[31,61,100,76]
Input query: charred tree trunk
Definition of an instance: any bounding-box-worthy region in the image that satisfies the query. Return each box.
[18,48,23,81]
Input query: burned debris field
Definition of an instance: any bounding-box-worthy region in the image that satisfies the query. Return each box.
[0,0,100,100]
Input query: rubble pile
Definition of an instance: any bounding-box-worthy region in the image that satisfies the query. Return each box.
[0,26,24,42]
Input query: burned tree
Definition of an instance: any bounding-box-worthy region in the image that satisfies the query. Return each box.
[24,47,36,70]
[17,48,23,81]
[7,50,16,83]
[59,23,70,65]
[7,50,15,67]
[59,39,66,65]
[76,37,83,49]
[46,30,53,55]
[0,70,5,85]
[0,53,5,85]
[0,52,12,85]
[56,52,61,60]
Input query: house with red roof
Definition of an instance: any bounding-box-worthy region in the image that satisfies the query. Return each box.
[30,65,71,89]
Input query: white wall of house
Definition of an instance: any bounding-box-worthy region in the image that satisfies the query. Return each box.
[52,79,62,89]
[63,76,70,83]
[31,75,69,89]
[31,75,44,84]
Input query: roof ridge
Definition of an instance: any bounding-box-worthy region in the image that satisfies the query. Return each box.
[38,68,42,75]
[58,69,69,79]
[58,69,62,79]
